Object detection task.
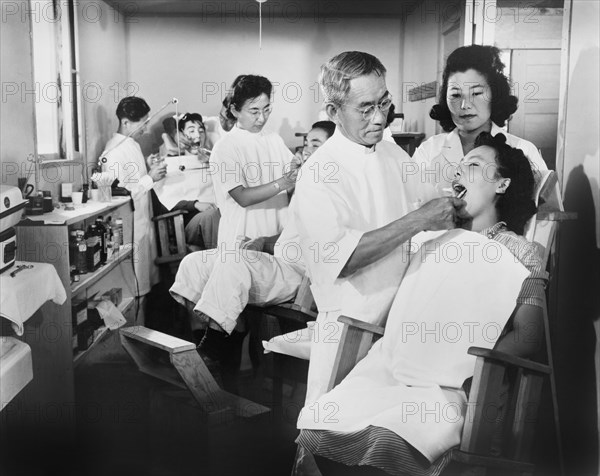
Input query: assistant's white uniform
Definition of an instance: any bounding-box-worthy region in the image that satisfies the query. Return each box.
[170,125,298,333]
[293,130,423,404]
[211,125,292,249]
[169,219,305,334]
[102,133,159,296]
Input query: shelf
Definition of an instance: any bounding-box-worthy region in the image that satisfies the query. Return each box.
[73,296,135,366]
[71,243,133,296]
[19,197,131,226]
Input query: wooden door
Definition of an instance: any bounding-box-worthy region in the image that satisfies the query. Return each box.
[509,49,561,170]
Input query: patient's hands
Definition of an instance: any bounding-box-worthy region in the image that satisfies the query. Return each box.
[240,236,266,253]
[194,201,217,213]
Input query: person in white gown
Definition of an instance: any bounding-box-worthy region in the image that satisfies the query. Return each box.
[297,132,547,476]
[101,96,166,297]
[412,45,548,204]
[291,51,470,408]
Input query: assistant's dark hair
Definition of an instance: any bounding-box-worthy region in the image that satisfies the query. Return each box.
[177,113,204,133]
[230,75,273,111]
[222,93,235,121]
[311,120,336,138]
[475,132,536,235]
[430,45,518,132]
[116,96,150,122]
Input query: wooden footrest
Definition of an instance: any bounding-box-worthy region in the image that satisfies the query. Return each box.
[120,326,269,424]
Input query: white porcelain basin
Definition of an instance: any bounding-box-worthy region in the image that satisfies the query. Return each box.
[0,336,32,412]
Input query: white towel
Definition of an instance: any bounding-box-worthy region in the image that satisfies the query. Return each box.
[0,261,67,336]
[298,229,530,462]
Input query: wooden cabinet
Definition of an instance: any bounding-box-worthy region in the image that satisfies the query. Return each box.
[3,198,138,429]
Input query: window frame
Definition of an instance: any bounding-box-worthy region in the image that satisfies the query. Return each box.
[29,0,83,162]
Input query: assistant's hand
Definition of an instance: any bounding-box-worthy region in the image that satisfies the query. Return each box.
[149,161,167,182]
[412,197,468,231]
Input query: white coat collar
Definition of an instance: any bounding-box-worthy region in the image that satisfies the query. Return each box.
[442,122,505,164]
[330,129,378,156]
[232,124,266,137]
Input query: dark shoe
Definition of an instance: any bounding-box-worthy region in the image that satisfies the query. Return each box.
[198,328,247,392]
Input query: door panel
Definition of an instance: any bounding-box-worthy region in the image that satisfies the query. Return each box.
[509,49,561,170]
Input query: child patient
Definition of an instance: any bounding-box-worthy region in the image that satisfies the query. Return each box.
[296,132,547,476]
[160,112,210,159]
[155,113,218,248]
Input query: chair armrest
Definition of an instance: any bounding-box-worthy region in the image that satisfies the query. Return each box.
[461,347,550,459]
[467,347,550,375]
[260,305,316,328]
[536,210,577,221]
[152,209,188,222]
[327,316,384,391]
[338,315,385,337]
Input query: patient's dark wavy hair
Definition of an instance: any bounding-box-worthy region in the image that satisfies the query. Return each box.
[430,45,518,132]
[475,132,537,235]
[230,74,273,112]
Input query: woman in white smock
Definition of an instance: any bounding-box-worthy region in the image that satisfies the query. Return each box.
[413,45,548,205]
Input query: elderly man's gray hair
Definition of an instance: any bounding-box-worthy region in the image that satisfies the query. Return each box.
[319,51,387,107]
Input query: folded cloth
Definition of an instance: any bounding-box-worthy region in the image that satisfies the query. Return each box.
[0,261,67,336]
[262,322,314,360]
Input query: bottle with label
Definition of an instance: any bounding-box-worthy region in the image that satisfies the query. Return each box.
[69,230,79,277]
[113,218,124,250]
[74,230,88,275]
[86,224,102,271]
[105,216,114,261]
[95,216,107,264]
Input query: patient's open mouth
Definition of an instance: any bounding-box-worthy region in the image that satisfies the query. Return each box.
[452,181,467,198]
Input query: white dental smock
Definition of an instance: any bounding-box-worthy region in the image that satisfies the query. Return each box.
[211,125,293,250]
[102,133,159,296]
[292,130,423,404]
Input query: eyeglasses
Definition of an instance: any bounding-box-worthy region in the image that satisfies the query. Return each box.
[243,105,272,118]
[345,95,393,121]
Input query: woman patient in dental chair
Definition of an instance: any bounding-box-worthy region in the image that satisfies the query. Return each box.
[296,132,548,476]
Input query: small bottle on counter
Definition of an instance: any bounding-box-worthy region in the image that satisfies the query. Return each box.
[105,216,114,260]
[95,216,107,264]
[74,230,88,275]
[86,224,102,271]
[113,218,124,249]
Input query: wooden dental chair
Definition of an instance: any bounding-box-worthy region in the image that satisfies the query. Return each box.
[246,274,318,406]
[319,171,571,476]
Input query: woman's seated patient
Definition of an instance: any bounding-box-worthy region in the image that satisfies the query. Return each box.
[296,132,547,476]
